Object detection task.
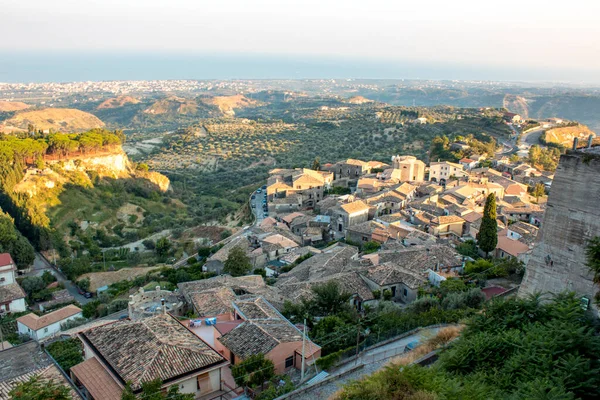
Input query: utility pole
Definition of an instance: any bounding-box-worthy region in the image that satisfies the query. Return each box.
[301,318,306,381]
[355,318,361,359]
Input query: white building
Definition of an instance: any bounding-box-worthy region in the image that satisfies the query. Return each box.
[0,253,27,314]
[428,161,468,183]
[17,304,83,341]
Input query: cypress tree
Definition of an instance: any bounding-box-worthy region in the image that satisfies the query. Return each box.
[477,193,498,257]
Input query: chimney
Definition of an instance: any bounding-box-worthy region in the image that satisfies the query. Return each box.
[588,134,595,149]
[128,295,135,318]
[161,298,166,314]
[573,138,579,150]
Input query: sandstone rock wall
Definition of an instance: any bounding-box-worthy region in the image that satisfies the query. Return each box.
[519,150,600,310]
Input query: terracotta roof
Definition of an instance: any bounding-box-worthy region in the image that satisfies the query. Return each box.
[281,212,305,224]
[17,305,82,331]
[462,211,483,223]
[0,254,15,269]
[262,234,299,249]
[214,320,244,335]
[219,297,319,359]
[208,236,251,263]
[293,174,324,186]
[80,313,226,390]
[460,158,476,163]
[377,245,464,273]
[433,215,465,225]
[346,159,367,167]
[71,358,122,400]
[340,200,369,215]
[275,244,358,282]
[190,287,236,317]
[0,283,26,304]
[496,235,530,257]
[365,263,427,289]
[234,297,282,320]
[267,181,293,195]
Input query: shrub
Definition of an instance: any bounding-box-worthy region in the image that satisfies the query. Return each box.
[383,289,392,301]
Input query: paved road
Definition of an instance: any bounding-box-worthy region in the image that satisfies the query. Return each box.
[30,254,93,305]
[294,327,444,400]
[250,188,268,225]
[520,128,545,147]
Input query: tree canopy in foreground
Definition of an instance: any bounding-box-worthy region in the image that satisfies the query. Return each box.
[334,293,600,400]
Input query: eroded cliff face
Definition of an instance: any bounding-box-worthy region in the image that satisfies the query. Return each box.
[13,148,170,198]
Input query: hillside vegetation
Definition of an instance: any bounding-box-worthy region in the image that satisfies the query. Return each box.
[2,108,105,132]
[335,293,600,400]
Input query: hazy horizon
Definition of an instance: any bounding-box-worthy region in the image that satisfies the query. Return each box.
[3,0,600,84]
[2,51,600,85]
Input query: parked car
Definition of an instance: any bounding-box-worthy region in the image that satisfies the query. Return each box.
[84,292,93,299]
[251,195,256,199]
[77,287,85,295]
[262,185,267,189]
[257,189,262,193]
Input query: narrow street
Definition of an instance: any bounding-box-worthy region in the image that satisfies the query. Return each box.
[29,253,93,305]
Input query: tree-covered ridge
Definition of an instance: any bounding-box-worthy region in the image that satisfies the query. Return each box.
[335,293,600,400]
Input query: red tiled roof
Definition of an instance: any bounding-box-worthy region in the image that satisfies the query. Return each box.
[0,253,15,268]
[71,357,123,400]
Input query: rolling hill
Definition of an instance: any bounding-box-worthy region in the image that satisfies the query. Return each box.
[543,123,596,146]
[2,108,105,132]
[200,94,259,115]
[97,95,141,109]
[0,100,30,112]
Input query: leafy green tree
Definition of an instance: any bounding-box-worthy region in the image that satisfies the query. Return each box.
[46,338,83,374]
[231,353,275,389]
[586,237,600,302]
[223,246,251,277]
[532,183,545,202]
[439,278,467,295]
[9,376,72,400]
[477,193,498,257]
[155,237,172,259]
[312,157,321,171]
[121,378,193,400]
[456,239,478,259]
[21,276,46,297]
[362,241,381,254]
[312,281,352,315]
[41,270,56,285]
[77,278,90,292]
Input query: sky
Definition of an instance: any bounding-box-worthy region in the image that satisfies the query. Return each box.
[2,0,600,83]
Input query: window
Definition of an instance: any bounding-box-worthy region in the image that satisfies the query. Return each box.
[0,277,4,282]
[403,288,408,297]
[362,236,369,242]
[44,327,48,333]
[285,356,294,369]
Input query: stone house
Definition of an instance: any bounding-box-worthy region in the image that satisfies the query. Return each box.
[428,161,468,184]
[329,200,370,234]
[429,215,465,238]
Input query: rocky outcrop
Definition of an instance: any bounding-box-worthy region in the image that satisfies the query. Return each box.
[14,148,170,198]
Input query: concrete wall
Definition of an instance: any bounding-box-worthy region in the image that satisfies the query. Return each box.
[519,151,600,310]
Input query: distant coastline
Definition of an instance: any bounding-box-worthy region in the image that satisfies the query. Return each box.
[1,52,598,84]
